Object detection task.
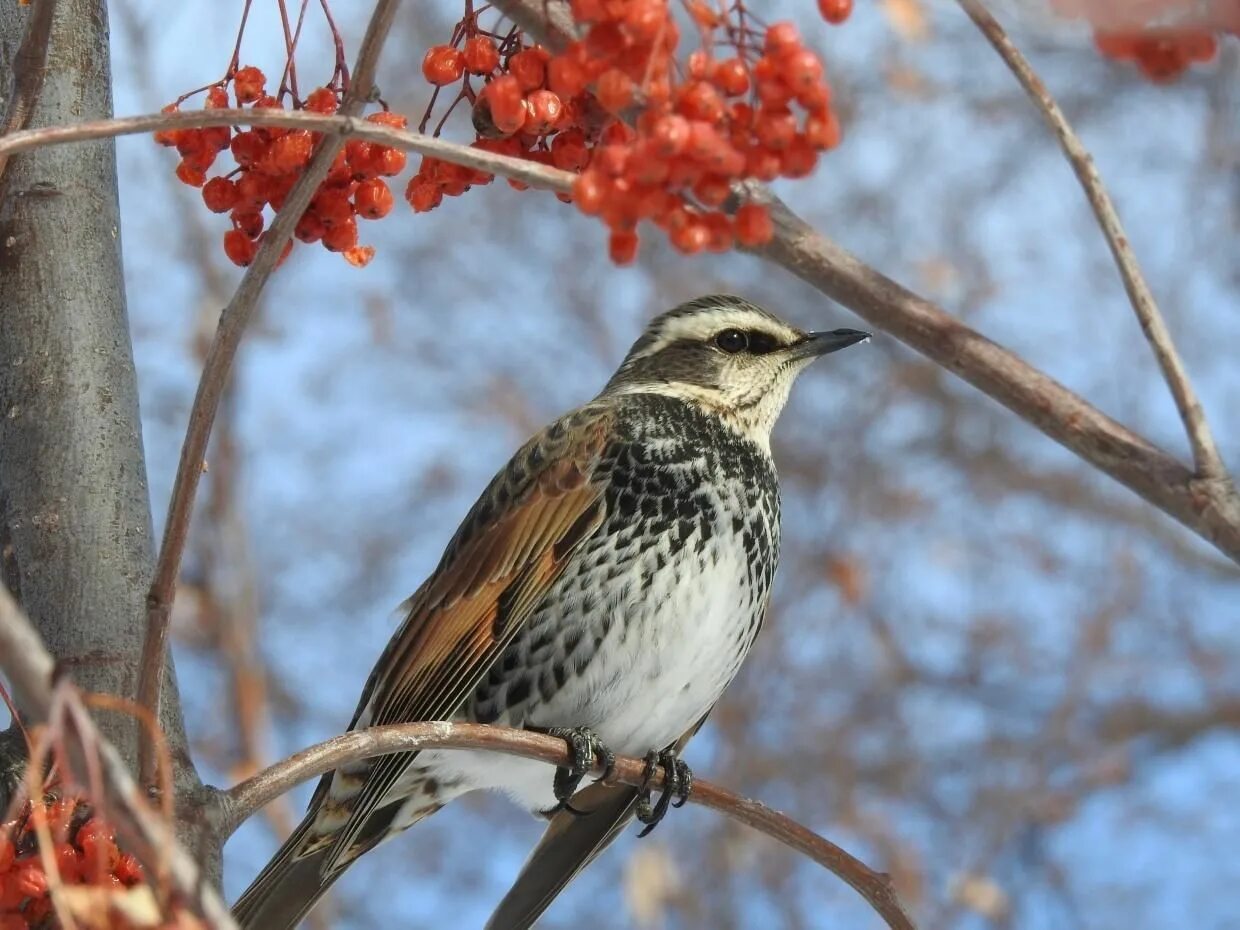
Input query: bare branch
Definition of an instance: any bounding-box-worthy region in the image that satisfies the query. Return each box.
[219,722,918,930]
[0,0,56,203]
[135,0,404,787]
[955,0,1229,484]
[0,108,574,193]
[0,583,237,929]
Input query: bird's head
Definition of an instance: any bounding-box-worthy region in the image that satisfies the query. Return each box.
[602,295,870,447]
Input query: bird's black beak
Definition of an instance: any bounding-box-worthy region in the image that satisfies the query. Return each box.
[791,328,872,359]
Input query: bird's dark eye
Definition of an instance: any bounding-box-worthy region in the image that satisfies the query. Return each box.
[714,329,748,353]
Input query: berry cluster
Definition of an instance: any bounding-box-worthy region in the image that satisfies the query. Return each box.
[1093,29,1219,80]
[414,2,843,264]
[157,67,409,269]
[408,27,608,214]
[0,798,177,929]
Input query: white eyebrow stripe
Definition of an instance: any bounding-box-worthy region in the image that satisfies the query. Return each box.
[629,308,801,360]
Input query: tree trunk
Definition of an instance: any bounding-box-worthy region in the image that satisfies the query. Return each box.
[0,0,213,879]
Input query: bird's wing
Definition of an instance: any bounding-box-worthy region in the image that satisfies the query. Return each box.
[315,405,614,873]
[485,714,713,930]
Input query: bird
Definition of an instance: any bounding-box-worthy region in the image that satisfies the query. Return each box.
[232,295,870,930]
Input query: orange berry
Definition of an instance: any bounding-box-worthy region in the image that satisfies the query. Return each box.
[366,110,408,129]
[265,130,314,172]
[817,0,853,24]
[551,128,590,171]
[236,172,270,208]
[779,138,818,178]
[231,209,265,238]
[233,65,266,104]
[547,56,589,98]
[422,45,465,85]
[572,172,605,215]
[670,220,710,254]
[153,103,182,146]
[223,229,256,267]
[322,216,359,252]
[0,914,28,930]
[353,178,394,219]
[115,852,144,886]
[0,834,15,872]
[805,109,841,149]
[623,1,666,42]
[230,130,266,167]
[712,58,750,97]
[764,21,801,57]
[485,75,528,135]
[524,89,565,134]
[735,203,775,246]
[687,50,712,81]
[649,114,691,157]
[596,68,635,115]
[755,106,797,150]
[54,841,82,883]
[174,159,206,187]
[344,245,376,267]
[295,210,327,243]
[692,173,732,207]
[202,176,240,213]
[405,178,443,212]
[782,49,825,92]
[744,145,782,182]
[304,86,339,114]
[205,86,229,109]
[608,229,639,264]
[677,81,726,123]
[463,36,500,75]
[372,146,407,177]
[508,48,547,91]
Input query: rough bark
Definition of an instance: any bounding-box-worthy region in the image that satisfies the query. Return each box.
[0,0,210,873]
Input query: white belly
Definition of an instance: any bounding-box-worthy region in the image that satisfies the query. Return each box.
[415,515,767,814]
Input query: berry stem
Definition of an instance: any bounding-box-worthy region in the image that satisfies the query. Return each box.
[276,0,302,104]
[226,0,255,78]
[319,0,351,93]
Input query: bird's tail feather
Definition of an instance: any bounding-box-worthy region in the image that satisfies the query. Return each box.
[231,810,343,930]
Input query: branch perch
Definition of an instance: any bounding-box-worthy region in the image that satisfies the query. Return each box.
[135,0,403,788]
[955,0,1228,484]
[220,722,918,930]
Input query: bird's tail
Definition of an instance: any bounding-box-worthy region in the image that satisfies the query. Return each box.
[232,809,343,930]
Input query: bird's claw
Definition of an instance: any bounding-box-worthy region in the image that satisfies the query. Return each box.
[635,748,693,837]
[545,726,614,812]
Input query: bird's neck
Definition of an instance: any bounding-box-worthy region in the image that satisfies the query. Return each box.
[603,382,777,455]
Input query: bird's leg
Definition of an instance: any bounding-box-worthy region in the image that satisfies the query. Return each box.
[542,726,614,810]
[635,748,694,837]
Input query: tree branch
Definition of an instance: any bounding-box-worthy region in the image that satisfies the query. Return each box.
[218,722,917,930]
[0,583,237,929]
[955,0,1229,484]
[135,0,403,788]
[0,108,574,193]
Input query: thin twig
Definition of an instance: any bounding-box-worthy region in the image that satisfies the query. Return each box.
[955,0,1229,483]
[0,584,237,929]
[0,0,58,206]
[135,0,404,788]
[219,722,917,930]
[0,107,574,192]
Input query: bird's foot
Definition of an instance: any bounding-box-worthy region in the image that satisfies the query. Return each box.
[543,726,616,812]
[635,748,693,837]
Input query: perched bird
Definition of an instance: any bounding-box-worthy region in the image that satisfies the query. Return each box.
[233,295,869,930]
